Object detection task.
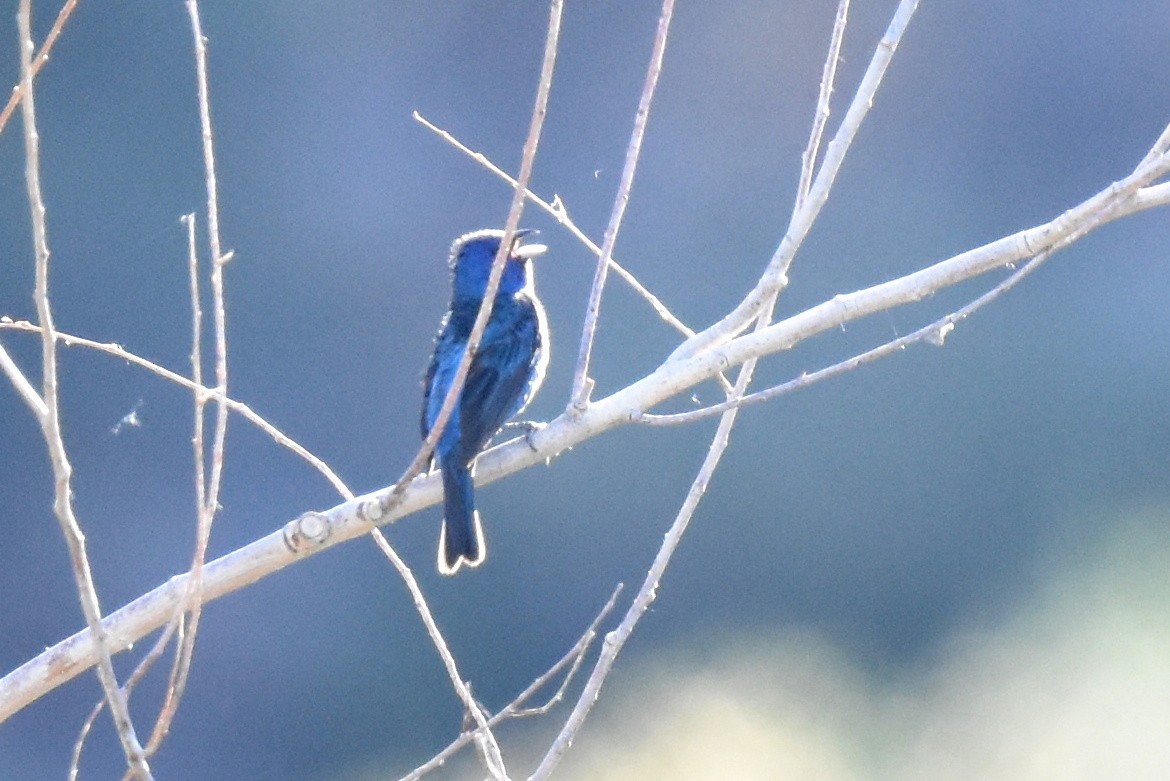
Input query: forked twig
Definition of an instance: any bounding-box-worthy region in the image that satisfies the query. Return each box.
[71,615,185,781]
[132,5,233,757]
[641,257,1045,425]
[400,585,622,781]
[671,0,921,361]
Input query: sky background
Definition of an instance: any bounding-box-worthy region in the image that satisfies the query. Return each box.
[2,1,1170,779]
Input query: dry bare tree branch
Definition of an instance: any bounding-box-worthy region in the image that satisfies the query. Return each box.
[568,0,676,411]
[411,111,704,347]
[531,351,755,779]
[2,135,1168,725]
[71,613,185,781]
[17,2,153,777]
[138,5,232,754]
[140,211,204,756]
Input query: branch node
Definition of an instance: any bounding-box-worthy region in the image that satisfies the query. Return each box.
[282,512,332,553]
[928,322,954,346]
[360,499,384,524]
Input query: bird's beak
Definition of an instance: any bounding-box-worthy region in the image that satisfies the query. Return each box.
[511,229,547,261]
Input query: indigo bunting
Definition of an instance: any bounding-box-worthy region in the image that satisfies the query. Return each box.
[422,228,549,574]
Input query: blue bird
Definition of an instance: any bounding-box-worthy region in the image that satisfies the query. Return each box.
[422,228,549,575]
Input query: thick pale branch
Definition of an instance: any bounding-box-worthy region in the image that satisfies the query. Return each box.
[2,146,1168,725]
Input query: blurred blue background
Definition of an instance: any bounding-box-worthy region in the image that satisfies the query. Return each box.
[2,1,1169,778]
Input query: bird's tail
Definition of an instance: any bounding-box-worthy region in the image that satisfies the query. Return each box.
[437,459,486,575]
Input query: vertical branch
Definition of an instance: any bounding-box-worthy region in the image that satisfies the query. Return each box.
[537,0,855,763]
[373,0,564,518]
[16,2,153,779]
[137,2,232,756]
[186,0,230,516]
[796,0,850,209]
[568,0,675,411]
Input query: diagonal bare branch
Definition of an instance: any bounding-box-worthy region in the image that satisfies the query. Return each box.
[0,318,351,495]
[400,584,622,781]
[4,109,1169,734]
[0,0,79,136]
[412,111,702,345]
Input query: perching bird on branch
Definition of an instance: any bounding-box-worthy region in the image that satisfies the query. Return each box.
[421,228,549,575]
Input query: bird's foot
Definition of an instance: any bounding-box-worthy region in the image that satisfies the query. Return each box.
[504,419,546,452]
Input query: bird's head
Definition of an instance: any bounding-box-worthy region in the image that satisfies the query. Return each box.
[448,228,547,300]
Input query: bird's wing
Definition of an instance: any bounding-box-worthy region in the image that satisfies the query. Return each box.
[458,310,540,453]
[421,310,463,440]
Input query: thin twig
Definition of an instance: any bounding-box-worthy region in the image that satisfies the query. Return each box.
[372,0,563,523]
[411,112,702,345]
[187,0,231,518]
[17,2,153,778]
[140,212,205,754]
[796,0,850,209]
[400,584,622,781]
[0,320,350,495]
[371,534,508,780]
[568,0,675,411]
[0,339,47,421]
[671,0,921,362]
[0,0,80,137]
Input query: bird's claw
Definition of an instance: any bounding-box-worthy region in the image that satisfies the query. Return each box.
[504,419,546,452]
